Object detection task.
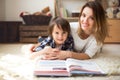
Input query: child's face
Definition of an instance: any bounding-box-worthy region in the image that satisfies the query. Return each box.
[52,25,68,46]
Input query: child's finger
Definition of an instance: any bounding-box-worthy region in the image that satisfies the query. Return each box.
[53,48,60,52]
[43,55,58,60]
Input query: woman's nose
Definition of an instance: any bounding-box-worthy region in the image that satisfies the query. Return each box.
[84,17,88,23]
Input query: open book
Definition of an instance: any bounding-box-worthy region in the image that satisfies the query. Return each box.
[34,58,106,77]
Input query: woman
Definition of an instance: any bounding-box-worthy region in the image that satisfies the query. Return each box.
[43,1,109,60]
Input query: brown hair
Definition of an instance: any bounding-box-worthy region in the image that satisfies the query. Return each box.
[49,16,71,37]
[78,1,109,44]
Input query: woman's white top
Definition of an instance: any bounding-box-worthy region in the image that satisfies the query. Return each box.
[70,22,102,58]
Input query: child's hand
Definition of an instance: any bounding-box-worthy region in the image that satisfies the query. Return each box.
[42,46,54,54]
[41,47,70,60]
[41,48,59,60]
[44,49,71,60]
[43,49,69,60]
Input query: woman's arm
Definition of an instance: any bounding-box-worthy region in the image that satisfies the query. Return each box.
[67,51,90,60]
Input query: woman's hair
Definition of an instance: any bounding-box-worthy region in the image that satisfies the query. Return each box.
[78,1,109,44]
[49,16,71,37]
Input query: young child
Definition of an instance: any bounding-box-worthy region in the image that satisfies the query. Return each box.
[22,17,74,59]
[34,17,74,51]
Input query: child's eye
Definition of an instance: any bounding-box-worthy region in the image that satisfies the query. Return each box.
[55,32,59,34]
[63,31,67,34]
[62,31,68,35]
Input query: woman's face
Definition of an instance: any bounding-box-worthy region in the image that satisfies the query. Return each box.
[52,25,68,46]
[80,7,95,35]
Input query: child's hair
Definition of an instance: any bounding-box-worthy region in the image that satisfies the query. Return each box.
[48,17,71,37]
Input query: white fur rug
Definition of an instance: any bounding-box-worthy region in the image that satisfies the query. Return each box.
[0,53,120,80]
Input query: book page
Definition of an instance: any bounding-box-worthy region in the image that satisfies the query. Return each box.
[66,58,106,75]
[35,60,66,71]
[34,60,71,76]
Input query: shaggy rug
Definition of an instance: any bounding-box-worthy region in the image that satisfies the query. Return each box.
[0,53,120,80]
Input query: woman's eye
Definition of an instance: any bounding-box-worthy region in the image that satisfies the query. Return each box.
[82,13,86,17]
[89,16,94,20]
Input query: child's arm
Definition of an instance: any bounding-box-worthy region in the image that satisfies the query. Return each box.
[31,36,45,52]
[28,46,54,60]
[32,43,41,51]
